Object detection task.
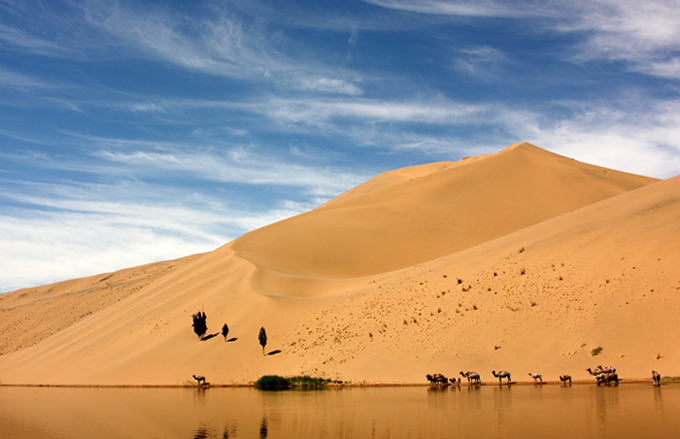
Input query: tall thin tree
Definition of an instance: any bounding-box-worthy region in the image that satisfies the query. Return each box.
[258,327,267,356]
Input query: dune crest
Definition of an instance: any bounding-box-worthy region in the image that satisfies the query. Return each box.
[231,142,657,295]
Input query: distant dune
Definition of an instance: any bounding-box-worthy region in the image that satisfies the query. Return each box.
[1,142,677,386]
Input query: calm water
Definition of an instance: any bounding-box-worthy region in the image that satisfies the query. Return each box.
[1,384,678,438]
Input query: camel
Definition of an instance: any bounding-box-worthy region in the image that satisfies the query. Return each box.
[528,373,543,383]
[595,372,619,386]
[492,370,512,384]
[587,366,616,376]
[426,374,449,388]
[652,370,661,386]
[192,375,209,386]
[586,367,601,376]
[559,375,572,385]
[460,371,481,384]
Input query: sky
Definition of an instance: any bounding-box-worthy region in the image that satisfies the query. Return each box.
[1,0,679,292]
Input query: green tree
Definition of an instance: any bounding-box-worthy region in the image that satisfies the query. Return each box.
[258,327,267,355]
[192,311,208,339]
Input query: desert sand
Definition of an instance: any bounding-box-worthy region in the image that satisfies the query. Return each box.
[0,142,678,386]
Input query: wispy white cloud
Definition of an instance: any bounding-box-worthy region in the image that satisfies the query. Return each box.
[96,147,368,197]
[564,0,680,78]
[0,179,321,292]
[363,0,680,81]
[0,0,365,96]
[244,93,680,179]
[453,46,508,81]
[77,0,364,94]
[361,0,538,18]
[256,97,493,127]
[0,66,53,89]
[297,77,364,96]
[518,99,680,179]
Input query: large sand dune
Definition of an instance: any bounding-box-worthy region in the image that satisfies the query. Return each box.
[1,142,677,386]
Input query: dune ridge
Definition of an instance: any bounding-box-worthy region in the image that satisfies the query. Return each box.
[0,143,677,386]
[232,142,656,294]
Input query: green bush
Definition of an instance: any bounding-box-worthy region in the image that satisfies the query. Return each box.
[254,375,291,389]
[289,375,331,389]
[254,375,331,390]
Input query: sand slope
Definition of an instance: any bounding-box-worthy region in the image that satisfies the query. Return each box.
[232,143,656,294]
[0,143,677,385]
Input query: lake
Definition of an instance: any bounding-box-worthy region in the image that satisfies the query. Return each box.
[1,383,678,438]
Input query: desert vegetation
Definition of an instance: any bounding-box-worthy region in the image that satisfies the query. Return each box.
[254,375,331,389]
[192,311,208,339]
[258,327,267,355]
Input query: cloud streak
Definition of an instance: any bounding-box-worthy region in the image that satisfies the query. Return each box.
[363,0,680,80]
[0,178,322,291]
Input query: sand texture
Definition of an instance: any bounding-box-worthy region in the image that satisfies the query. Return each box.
[1,142,678,386]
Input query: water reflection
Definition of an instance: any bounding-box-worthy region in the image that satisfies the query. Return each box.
[193,386,208,405]
[493,385,512,429]
[259,416,268,438]
[193,424,235,439]
[222,424,237,439]
[592,385,620,435]
[194,426,209,439]
[1,384,679,439]
[654,386,663,411]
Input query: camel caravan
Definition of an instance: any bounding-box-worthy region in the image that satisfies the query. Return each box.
[424,365,667,388]
[586,365,619,386]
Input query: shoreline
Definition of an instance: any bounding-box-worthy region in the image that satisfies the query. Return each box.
[0,378,663,388]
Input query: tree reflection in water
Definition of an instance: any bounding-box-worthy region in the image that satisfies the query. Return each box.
[222,424,237,438]
[194,424,237,438]
[259,415,268,438]
[194,426,209,439]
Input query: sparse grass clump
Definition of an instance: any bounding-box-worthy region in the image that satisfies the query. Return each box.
[591,346,603,356]
[661,376,680,384]
[289,375,332,389]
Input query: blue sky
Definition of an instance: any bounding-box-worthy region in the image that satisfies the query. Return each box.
[1,0,679,291]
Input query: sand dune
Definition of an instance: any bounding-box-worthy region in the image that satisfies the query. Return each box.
[232,143,656,293]
[0,143,677,386]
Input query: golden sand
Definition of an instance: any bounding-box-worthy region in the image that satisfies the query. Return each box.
[1,142,677,385]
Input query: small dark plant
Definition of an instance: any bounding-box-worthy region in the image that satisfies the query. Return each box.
[222,323,229,341]
[591,346,603,356]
